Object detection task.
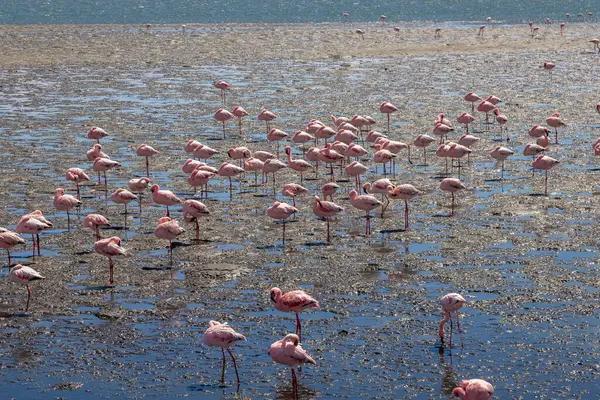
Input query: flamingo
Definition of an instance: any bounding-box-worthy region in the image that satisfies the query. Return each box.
[490,146,514,179]
[269,333,316,398]
[485,95,502,105]
[83,214,111,241]
[258,109,278,133]
[478,25,485,36]
[459,134,480,163]
[93,157,121,191]
[524,143,546,176]
[439,292,466,346]
[380,101,398,132]
[546,113,566,144]
[213,108,234,139]
[88,127,109,143]
[373,149,396,176]
[363,179,393,217]
[244,157,265,186]
[86,144,109,163]
[231,106,249,135]
[182,199,209,241]
[440,178,466,216]
[0,228,26,268]
[128,177,152,213]
[413,134,436,164]
[214,80,231,104]
[94,236,126,286]
[154,217,185,266]
[452,379,494,400]
[292,130,315,154]
[184,140,202,155]
[464,92,481,113]
[476,101,496,130]
[110,188,138,215]
[136,144,159,177]
[267,128,289,156]
[16,211,52,256]
[434,28,441,38]
[542,61,555,80]
[284,146,312,182]
[356,29,365,40]
[65,168,90,200]
[9,264,45,312]
[345,161,369,189]
[262,159,287,190]
[457,112,476,134]
[387,184,423,229]
[432,122,454,143]
[318,143,345,181]
[266,202,298,244]
[218,162,245,195]
[203,321,246,385]
[322,182,340,201]
[53,188,82,230]
[528,125,551,139]
[150,184,183,217]
[282,183,308,208]
[313,196,344,243]
[270,287,319,342]
[349,189,383,235]
[532,154,559,195]
[193,144,219,161]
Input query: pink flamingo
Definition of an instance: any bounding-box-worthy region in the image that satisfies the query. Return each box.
[375,138,412,170]
[464,92,481,113]
[193,144,219,161]
[88,127,109,143]
[16,211,52,256]
[9,264,45,312]
[559,23,566,36]
[380,15,387,22]
[65,168,90,200]
[476,101,496,130]
[387,184,422,229]
[439,292,466,346]
[87,143,109,161]
[258,109,278,133]
[440,178,466,216]
[154,217,185,266]
[92,157,121,190]
[452,379,494,400]
[436,144,451,174]
[231,106,249,135]
[373,149,396,176]
[269,333,316,397]
[282,183,308,208]
[306,147,321,178]
[546,113,566,144]
[350,114,369,141]
[485,95,502,105]
[0,228,25,268]
[330,114,349,127]
[314,125,336,145]
[447,143,472,172]
[213,108,234,139]
[182,199,209,241]
[528,125,551,139]
[318,143,345,181]
[459,134,480,163]
[182,159,203,174]
[457,112,477,134]
[267,128,289,156]
[253,150,277,163]
[151,184,182,217]
[364,179,394,217]
[490,146,514,178]
[542,61,555,80]
[270,287,319,341]
[285,146,312,182]
[591,39,600,53]
[313,196,343,243]
[537,134,550,148]
[345,161,369,189]
[244,157,265,186]
[267,202,298,244]
[349,189,383,235]
[413,134,436,164]
[227,146,251,167]
[136,144,159,177]
[432,122,454,143]
[435,113,453,127]
[262,159,287,189]
[110,188,138,215]
[184,140,202,155]
[345,142,369,159]
[203,320,246,385]
[128,177,152,212]
[83,214,111,241]
[94,236,126,286]
[218,162,245,195]
[292,130,315,154]
[380,101,398,132]
[524,143,546,176]
[214,80,231,104]
[53,188,82,230]
[532,154,560,195]
[307,119,325,134]
[322,182,340,201]
[334,128,358,144]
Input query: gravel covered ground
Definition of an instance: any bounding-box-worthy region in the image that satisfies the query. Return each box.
[0,22,599,399]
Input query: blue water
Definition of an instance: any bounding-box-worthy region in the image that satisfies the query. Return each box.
[0,0,597,25]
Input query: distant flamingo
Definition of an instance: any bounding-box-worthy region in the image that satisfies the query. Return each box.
[267,202,298,244]
[244,157,264,186]
[532,154,559,195]
[478,25,485,36]
[345,161,369,189]
[524,143,546,176]
[476,100,496,130]
[214,80,231,104]
[380,101,398,132]
[464,92,481,113]
[542,61,556,80]
[439,292,466,346]
[269,333,316,397]
[447,143,472,171]
[432,122,454,143]
[459,134,480,163]
[151,184,182,217]
[0,228,25,268]
[9,264,45,312]
[456,112,476,134]
[258,109,278,133]
[65,168,90,200]
[231,106,249,135]
[262,159,287,190]
[314,125,337,144]
[227,146,251,168]
[270,287,319,341]
[285,146,312,182]
[413,134,436,164]
[452,379,494,400]
[490,146,514,178]
[532,27,539,38]
[373,149,396,176]
[356,29,365,40]
[154,217,185,266]
[193,144,219,161]
[203,320,246,385]
[335,128,358,144]
[16,211,52,256]
[440,178,466,216]
[349,189,383,235]
[53,188,82,230]
[267,128,289,156]
[83,213,111,241]
[213,108,234,139]
[184,140,202,155]
[182,199,209,241]
[493,108,509,138]
[322,182,340,201]
[388,184,423,229]
[313,196,344,243]
[318,143,345,181]
[136,144,159,177]
[434,28,441,38]
[591,39,600,53]
[218,162,245,195]
[128,177,152,212]
[88,127,109,143]
[292,130,315,154]
[546,113,566,144]
[528,125,551,139]
[86,143,109,162]
[94,236,126,285]
[485,95,502,105]
[282,183,308,208]
[110,188,138,215]
[93,157,121,190]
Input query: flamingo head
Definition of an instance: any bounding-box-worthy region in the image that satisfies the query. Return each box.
[269,287,282,303]
[150,184,160,193]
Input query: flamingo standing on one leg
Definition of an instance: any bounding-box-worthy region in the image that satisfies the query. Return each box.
[546,113,566,144]
[213,108,234,139]
[92,157,121,192]
[532,154,560,195]
[83,213,111,241]
[262,159,287,191]
[88,127,109,144]
[94,236,126,286]
[322,182,340,201]
[349,189,383,235]
[440,178,466,216]
[203,320,246,385]
[380,101,398,132]
[231,106,249,135]
[439,292,466,347]
[284,145,312,182]
[269,333,317,398]
[457,112,477,134]
[215,80,231,105]
[136,144,159,178]
[86,144,109,183]
[266,202,298,244]
[128,177,152,213]
[244,157,265,187]
[413,134,436,165]
[452,379,494,400]
[65,168,90,200]
[151,184,183,217]
[363,179,394,217]
[110,188,138,218]
[312,196,344,243]
[9,264,45,312]
[270,287,319,342]
[464,92,481,114]
[0,228,26,268]
[218,162,245,197]
[53,188,82,230]
[16,211,52,256]
[258,109,278,133]
[282,183,308,208]
[489,146,514,179]
[345,161,369,189]
[524,143,546,176]
[154,217,185,266]
[476,100,496,131]
[387,184,423,229]
[182,199,209,241]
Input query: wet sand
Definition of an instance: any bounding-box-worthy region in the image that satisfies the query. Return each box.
[0,22,599,399]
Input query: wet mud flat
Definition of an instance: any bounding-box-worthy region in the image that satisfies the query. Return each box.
[0,22,599,399]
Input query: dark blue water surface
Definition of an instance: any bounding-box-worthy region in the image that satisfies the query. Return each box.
[0,0,597,25]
